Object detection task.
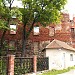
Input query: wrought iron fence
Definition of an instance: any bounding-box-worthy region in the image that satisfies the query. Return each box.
[0,56,49,75]
[37,57,49,71]
[14,57,33,75]
[0,56,7,75]
[14,57,49,75]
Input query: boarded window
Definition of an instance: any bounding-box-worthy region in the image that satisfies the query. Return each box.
[33,42,39,54]
[10,24,16,34]
[9,41,15,50]
[49,27,55,36]
[33,27,39,35]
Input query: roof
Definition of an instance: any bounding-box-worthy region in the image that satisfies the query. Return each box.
[45,39,75,51]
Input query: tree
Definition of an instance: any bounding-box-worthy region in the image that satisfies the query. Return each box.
[18,0,67,56]
[0,0,16,55]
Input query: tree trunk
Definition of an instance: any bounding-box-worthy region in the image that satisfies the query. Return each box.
[0,30,6,56]
[22,24,26,57]
[21,17,37,57]
[0,0,13,56]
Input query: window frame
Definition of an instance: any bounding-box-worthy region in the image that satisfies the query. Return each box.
[70,54,73,61]
[10,24,16,34]
[33,26,40,35]
[9,40,15,50]
[49,26,55,36]
[33,42,39,54]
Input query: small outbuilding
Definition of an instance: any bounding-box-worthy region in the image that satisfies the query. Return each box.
[43,39,75,70]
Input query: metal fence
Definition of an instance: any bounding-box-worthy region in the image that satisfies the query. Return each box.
[0,56,7,75]
[37,57,49,71]
[0,56,49,75]
[14,57,49,75]
[14,57,33,75]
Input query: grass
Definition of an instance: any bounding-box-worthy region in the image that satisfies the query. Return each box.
[38,66,75,75]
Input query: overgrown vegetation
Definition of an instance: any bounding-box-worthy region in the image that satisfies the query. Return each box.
[39,66,75,75]
[0,57,7,75]
[0,0,67,56]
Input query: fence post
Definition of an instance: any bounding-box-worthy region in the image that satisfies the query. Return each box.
[7,55,15,75]
[33,55,37,73]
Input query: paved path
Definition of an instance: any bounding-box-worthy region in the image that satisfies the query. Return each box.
[57,69,75,75]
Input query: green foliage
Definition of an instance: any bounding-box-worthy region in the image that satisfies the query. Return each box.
[18,0,67,55]
[14,66,29,75]
[0,57,7,74]
[40,66,75,75]
[0,0,20,30]
[0,0,21,56]
[19,0,67,25]
[0,20,9,30]
[0,0,67,56]
[0,0,67,32]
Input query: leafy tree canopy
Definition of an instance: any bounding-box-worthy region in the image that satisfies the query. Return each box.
[17,0,67,40]
[0,0,67,31]
[0,0,67,56]
[0,0,19,30]
[19,0,67,26]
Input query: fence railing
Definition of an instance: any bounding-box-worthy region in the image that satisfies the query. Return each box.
[14,56,49,74]
[0,55,49,75]
[0,56,7,75]
[15,57,33,75]
[37,57,49,71]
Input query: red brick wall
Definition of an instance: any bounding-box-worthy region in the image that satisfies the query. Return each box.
[1,13,75,56]
[0,13,72,43]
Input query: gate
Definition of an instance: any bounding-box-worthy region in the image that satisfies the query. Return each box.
[37,57,49,71]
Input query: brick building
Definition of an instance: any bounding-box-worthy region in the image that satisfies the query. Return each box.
[0,12,75,57]
[29,12,75,57]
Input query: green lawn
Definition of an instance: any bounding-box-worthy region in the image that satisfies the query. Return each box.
[38,66,75,75]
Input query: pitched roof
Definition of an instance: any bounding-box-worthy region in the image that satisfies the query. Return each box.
[45,39,75,51]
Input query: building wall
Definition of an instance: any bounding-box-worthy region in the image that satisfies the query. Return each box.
[45,48,75,70]
[29,13,73,44]
[1,13,75,57]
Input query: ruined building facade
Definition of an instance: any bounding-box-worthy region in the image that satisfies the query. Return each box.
[0,13,75,57]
